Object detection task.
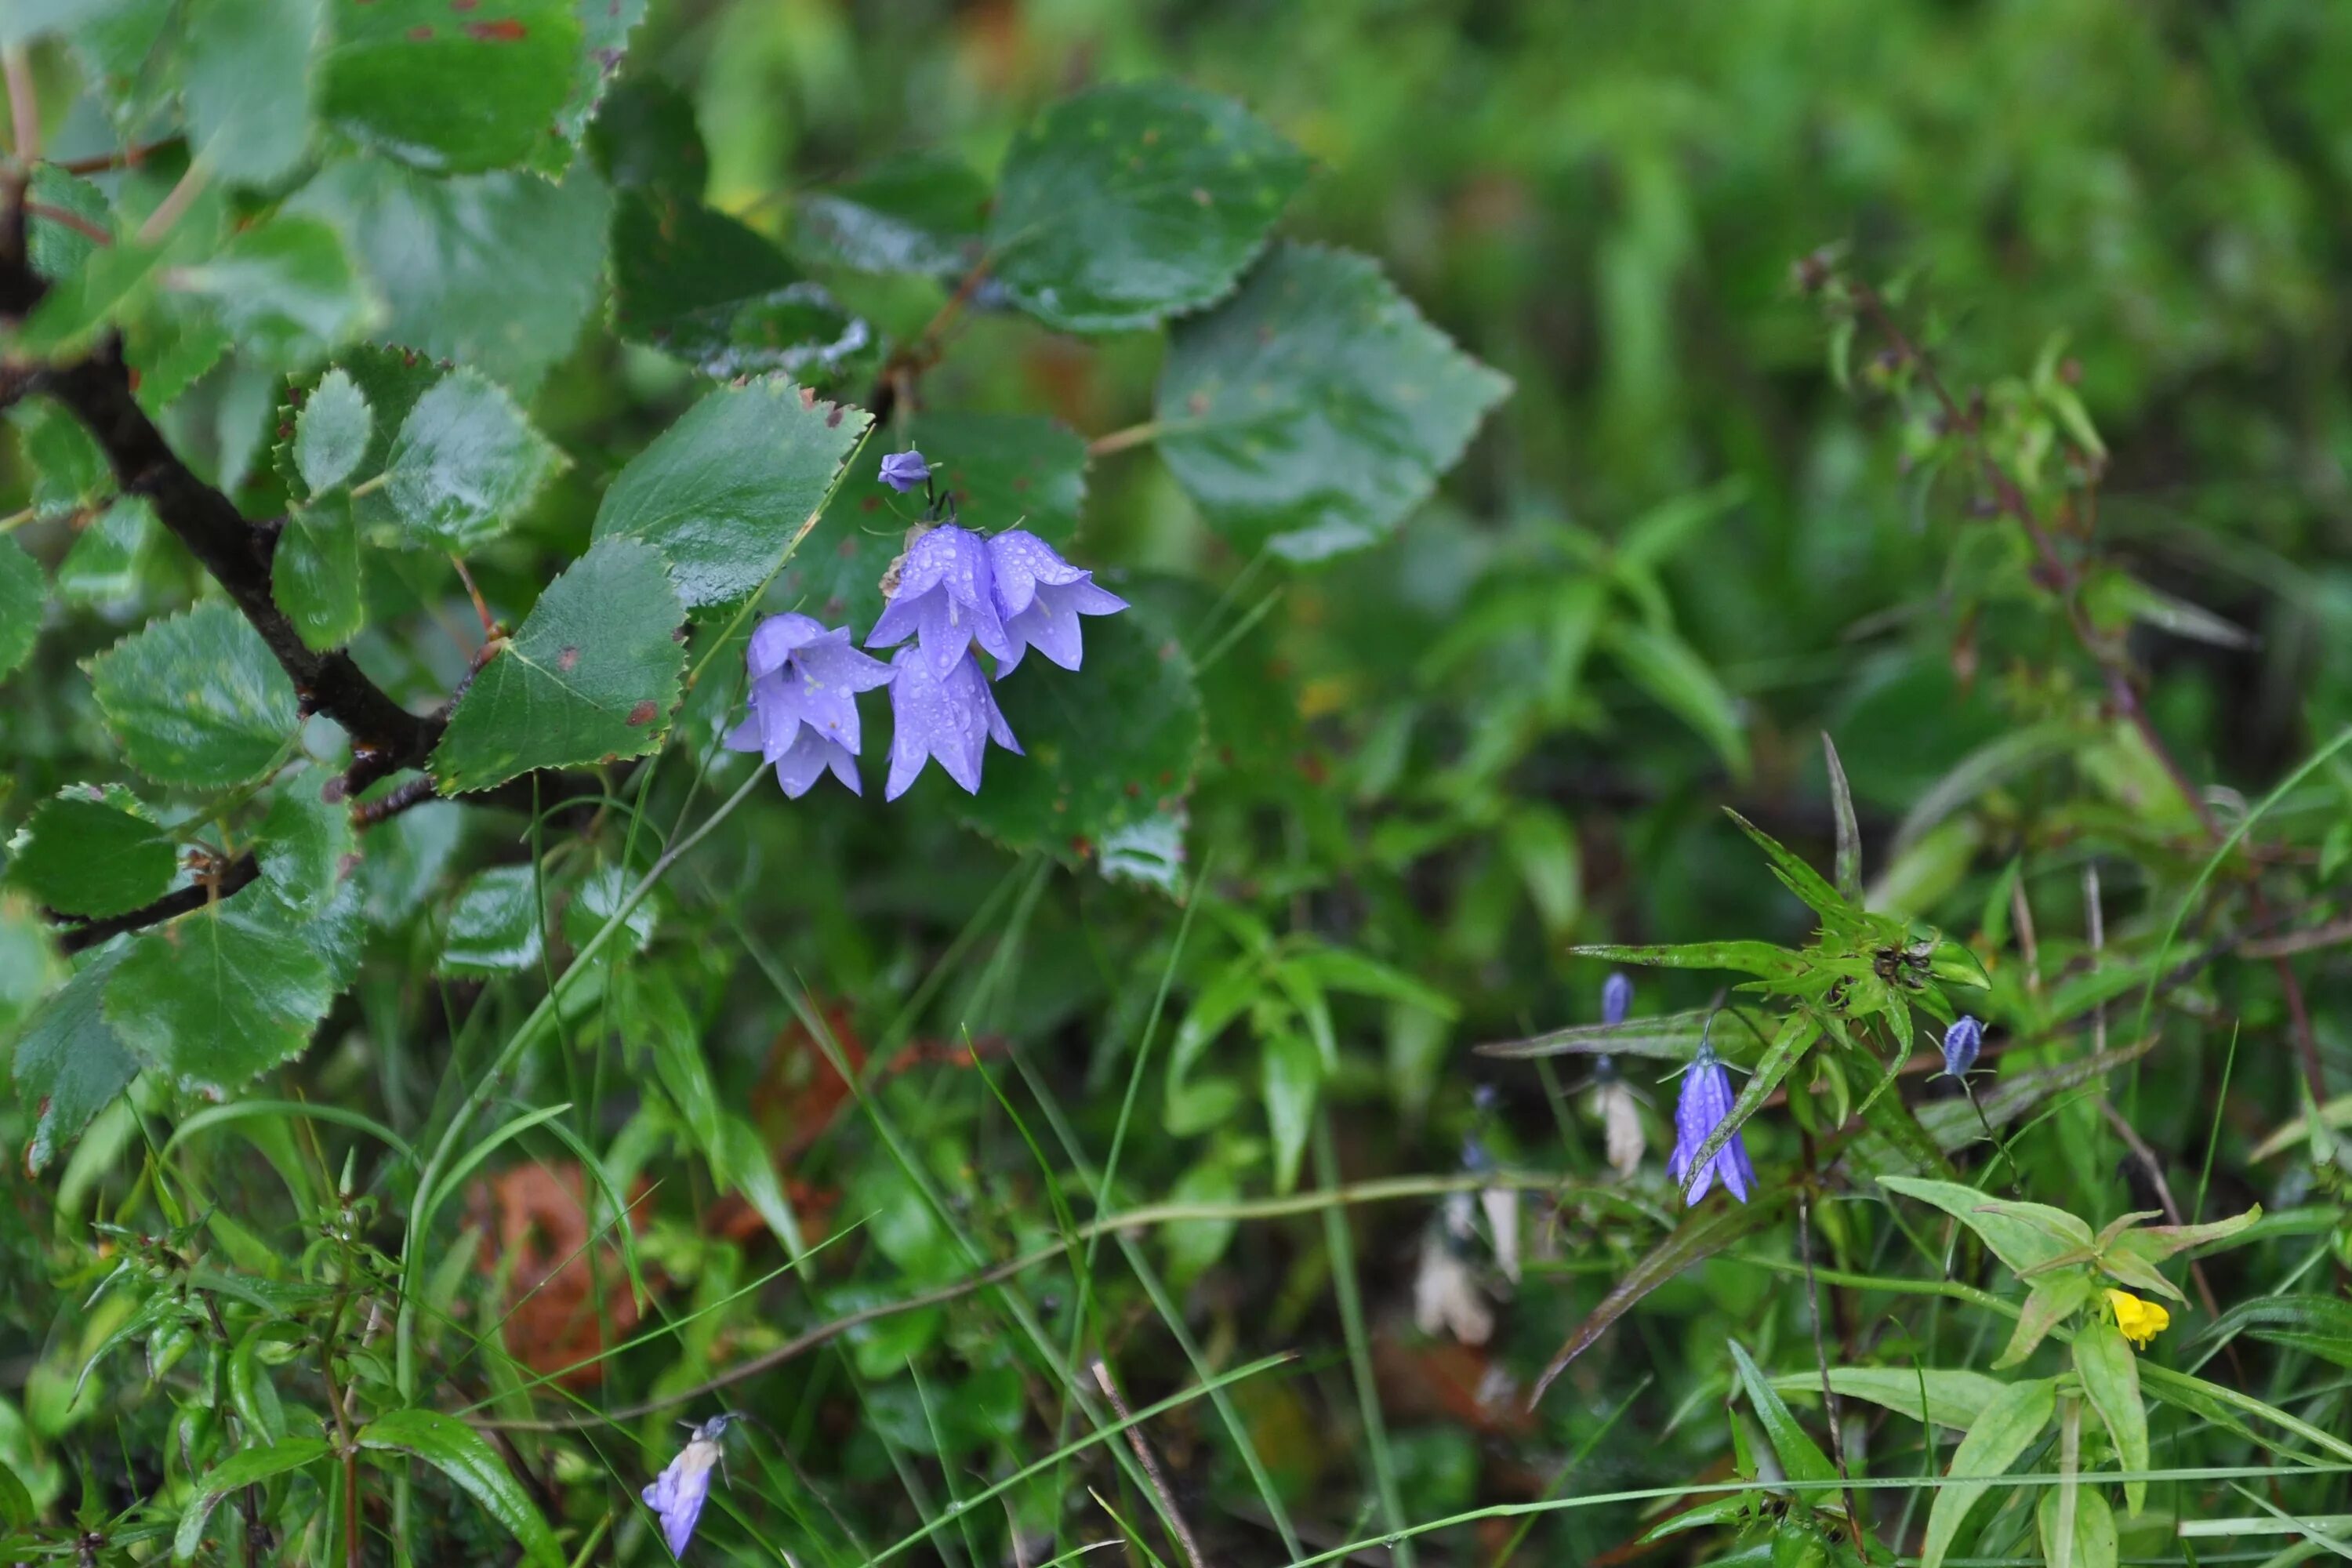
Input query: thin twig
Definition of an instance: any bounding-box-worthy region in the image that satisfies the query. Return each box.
[134,161,209,246]
[448,554,498,642]
[55,138,179,175]
[1091,1358,1207,1568]
[54,854,260,954]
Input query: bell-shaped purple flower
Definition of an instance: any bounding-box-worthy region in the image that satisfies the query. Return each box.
[1941,1014,1984,1079]
[642,1415,732,1557]
[984,530,1128,673]
[724,614,892,798]
[1601,972,1633,1026]
[884,646,1020,800]
[1666,1045,1755,1207]
[879,448,931,494]
[866,524,1014,676]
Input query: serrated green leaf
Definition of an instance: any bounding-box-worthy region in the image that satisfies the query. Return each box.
[292,159,610,394]
[1604,620,1752,781]
[1158,244,1508,561]
[11,950,140,1174]
[382,368,565,552]
[437,865,545,977]
[990,81,1308,332]
[796,151,986,277]
[1727,1341,1841,1492]
[430,535,685,793]
[101,885,336,1094]
[57,495,158,608]
[8,791,175,918]
[88,601,299,789]
[611,188,869,382]
[293,367,372,494]
[278,344,443,510]
[0,539,42,681]
[354,789,461,927]
[1767,1367,2006,1432]
[178,214,376,369]
[172,1436,329,1562]
[2073,1321,2147,1514]
[354,1408,561,1567]
[590,377,869,614]
[531,0,645,175]
[1922,1376,2056,1568]
[8,397,111,520]
[1725,808,1851,926]
[318,0,582,176]
[24,165,111,281]
[258,786,352,916]
[13,236,163,359]
[273,495,365,650]
[181,0,321,187]
[954,609,1204,862]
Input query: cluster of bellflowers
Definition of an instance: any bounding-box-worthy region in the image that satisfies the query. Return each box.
[726,449,1128,801]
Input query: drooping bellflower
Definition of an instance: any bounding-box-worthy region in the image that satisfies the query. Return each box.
[724,614,893,797]
[1940,1014,1984,1079]
[866,524,1014,675]
[985,530,1129,673]
[1666,1045,1755,1206]
[1602,971,1633,1026]
[878,448,931,494]
[643,1414,735,1557]
[884,646,1021,800]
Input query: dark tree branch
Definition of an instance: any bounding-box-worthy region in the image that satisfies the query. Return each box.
[54,855,261,955]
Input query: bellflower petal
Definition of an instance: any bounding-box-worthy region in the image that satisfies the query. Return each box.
[1941,1015,1984,1079]
[1601,971,1633,1026]
[1666,1046,1754,1207]
[866,525,1013,674]
[985,530,1128,673]
[878,448,931,493]
[642,1422,729,1558]
[731,615,887,800]
[884,647,1021,800]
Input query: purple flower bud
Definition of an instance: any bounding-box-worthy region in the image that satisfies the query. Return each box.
[1941,1014,1984,1079]
[866,524,1014,676]
[1666,1046,1755,1207]
[724,614,892,798]
[884,645,1020,800]
[984,530,1129,673]
[1601,972,1633,1026]
[878,448,931,493]
[642,1415,734,1557]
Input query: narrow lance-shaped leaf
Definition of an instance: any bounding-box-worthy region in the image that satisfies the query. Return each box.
[1766,1367,2007,1432]
[173,1437,331,1562]
[2072,1320,2148,1515]
[1475,1007,1776,1065]
[1994,1270,2093,1370]
[1725,808,1854,928]
[1824,733,1863,904]
[1569,940,1804,980]
[355,1409,562,1567]
[1726,1341,1841,1494]
[1920,1376,2057,1568]
[1879,1176,2096,1276]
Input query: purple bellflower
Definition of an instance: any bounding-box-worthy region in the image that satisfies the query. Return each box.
[1601,971,1633,1026]
[879,448,931,494]
[724,614,893,797]
[1941,1014,1984,1079]
[884,646,1020,800]
[984,531,1129,673]
[866,524,1014,676]
[1667,1045,1755,1207]
[643,1414,735,1557]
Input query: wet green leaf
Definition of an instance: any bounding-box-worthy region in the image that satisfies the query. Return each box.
[88,601,299,789]
[318,0,581,176]
[7,790,175,919]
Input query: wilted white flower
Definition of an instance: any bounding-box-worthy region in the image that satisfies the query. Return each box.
[1413,1232,1493,1345]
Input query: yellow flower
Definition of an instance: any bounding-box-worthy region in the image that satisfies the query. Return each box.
[2107,1289,2170,1349]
